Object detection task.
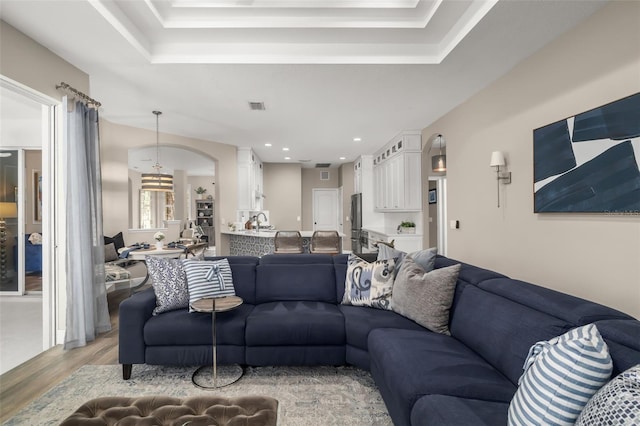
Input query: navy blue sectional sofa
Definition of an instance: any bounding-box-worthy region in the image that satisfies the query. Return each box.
[119,254,640,425]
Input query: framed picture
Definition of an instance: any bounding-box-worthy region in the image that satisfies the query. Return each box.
[533,92,640,213]
[428,189,437,204]
[33,170,42,223]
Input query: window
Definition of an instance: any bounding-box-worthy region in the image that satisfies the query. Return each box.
[140,190,174,229]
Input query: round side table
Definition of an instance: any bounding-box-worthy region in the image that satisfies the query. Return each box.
[191,295,244,389]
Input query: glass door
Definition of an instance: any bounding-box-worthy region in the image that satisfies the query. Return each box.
[0,149,19,293]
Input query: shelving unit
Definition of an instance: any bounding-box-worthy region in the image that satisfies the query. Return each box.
[196,199,215,244]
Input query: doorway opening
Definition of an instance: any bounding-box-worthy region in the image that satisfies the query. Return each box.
[427,177,447,256]
[0,77,58,373]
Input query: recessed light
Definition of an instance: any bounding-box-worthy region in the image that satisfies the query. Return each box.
[265,143,272,147]
[339,157,346,160]
[282,147,290,151]
[284,156,291,160]
[353,137,362,142]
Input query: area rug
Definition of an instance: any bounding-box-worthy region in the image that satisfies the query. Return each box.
[4,364,392,425]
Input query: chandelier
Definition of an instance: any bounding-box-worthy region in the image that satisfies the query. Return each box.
[141,111,173,192]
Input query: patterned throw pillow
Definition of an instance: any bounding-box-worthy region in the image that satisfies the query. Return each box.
[391,258,460,335]
[576,364,640,426]
[342,254,397,310]
[146,256,189,315]
[182,258,235,312]
[508,324,613,426]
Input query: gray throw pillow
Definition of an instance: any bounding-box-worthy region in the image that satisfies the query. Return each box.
[104,243,119,262]
[391,257,461,335]
[410,247,438,272]
[377,246,438,276]
[146,256,189,315]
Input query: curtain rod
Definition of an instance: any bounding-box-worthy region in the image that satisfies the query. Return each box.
[56,82,101,107]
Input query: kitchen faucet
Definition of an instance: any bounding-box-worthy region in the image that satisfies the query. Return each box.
[255,212,268,231]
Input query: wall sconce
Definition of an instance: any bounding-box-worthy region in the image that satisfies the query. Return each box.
[489,151,511,207]
[432,134,446,172]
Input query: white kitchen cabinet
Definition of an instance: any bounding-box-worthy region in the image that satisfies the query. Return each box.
[373,131,422,212]
[354,159,362,193]
[237,147,263,211]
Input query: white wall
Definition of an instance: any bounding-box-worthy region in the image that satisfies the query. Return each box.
[100,120,237,255]
[421,1,640,318]
[301,168,339,230]
[263,163,302,230]
[0,20,91,339]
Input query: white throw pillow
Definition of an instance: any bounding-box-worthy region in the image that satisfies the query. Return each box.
[508,324,613,426]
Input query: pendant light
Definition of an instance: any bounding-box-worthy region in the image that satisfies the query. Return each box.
[141,111,173,192]
[431,134,446,172]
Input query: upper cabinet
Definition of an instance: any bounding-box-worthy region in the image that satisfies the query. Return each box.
[353,158,362,193]
[373,131,422,212]
[237,147,264,211]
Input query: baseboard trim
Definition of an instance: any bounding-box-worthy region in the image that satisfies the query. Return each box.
[56,330,65,345]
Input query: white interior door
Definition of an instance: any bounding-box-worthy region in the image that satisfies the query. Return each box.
[312,188,339,231]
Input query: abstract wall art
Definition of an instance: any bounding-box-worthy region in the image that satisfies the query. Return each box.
[533,92,640,213]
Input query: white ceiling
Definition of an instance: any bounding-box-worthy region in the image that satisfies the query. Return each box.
[129,145,216,176]
[0,0,606,167]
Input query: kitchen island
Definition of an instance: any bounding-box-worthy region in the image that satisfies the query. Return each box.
[220,230,344,256]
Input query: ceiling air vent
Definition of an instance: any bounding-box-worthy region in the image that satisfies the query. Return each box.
[315,163,331,168]
[248,102,266,111]
[320,171,330,180]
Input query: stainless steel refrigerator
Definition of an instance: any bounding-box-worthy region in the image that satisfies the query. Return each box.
[350,193,362,252]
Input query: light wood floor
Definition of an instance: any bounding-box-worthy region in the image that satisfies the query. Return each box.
[0,288,132,423]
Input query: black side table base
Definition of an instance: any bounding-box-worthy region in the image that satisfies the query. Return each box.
[192,364,244,389]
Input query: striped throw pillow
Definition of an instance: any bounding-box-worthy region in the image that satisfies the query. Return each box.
[508,324,612,426]
[182,258,235,312]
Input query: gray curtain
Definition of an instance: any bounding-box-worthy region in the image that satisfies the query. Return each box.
[64,100,111,349]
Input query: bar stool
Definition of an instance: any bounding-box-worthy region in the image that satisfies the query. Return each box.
[274,231,304,254]
[309,230,340,255]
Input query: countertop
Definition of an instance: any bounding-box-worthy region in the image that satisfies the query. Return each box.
[221,230,345,238]
[361,227,422,237]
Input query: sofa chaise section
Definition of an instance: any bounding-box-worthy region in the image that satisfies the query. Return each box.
[368,256,636,426]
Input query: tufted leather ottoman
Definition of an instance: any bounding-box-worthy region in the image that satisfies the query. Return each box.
[60,395,278,425]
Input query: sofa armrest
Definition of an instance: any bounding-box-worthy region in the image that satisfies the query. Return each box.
[119,288,156,365]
